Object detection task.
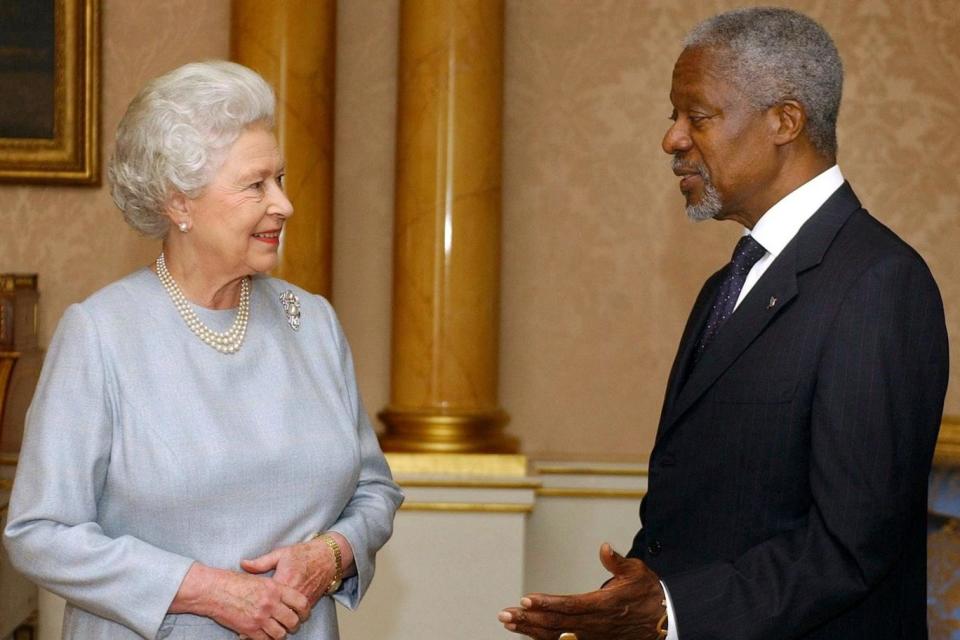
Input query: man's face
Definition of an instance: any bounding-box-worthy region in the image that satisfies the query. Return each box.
[663,46,777,227]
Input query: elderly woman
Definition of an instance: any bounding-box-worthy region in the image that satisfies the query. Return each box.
[3,61,402,639]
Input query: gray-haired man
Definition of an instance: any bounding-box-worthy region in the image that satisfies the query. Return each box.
[499,7,947,640]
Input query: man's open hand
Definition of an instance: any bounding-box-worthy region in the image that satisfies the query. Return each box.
[498,543,666,640]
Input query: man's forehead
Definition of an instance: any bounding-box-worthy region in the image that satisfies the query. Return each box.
[670,46,742,105]
[672,46,727,82]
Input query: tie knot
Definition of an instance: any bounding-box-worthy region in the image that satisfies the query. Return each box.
[730,235,766,271]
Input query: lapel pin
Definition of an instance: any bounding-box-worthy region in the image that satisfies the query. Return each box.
[767,296,778,309]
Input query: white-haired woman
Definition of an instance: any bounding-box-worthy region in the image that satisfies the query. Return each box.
[3,61,402,640]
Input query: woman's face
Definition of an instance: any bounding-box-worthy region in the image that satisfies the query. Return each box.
[181,124,292,278]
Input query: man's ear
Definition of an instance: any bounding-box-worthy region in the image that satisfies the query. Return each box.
[770,99,806,147]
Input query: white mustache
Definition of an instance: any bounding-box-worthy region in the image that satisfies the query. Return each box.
[672,156,710,180]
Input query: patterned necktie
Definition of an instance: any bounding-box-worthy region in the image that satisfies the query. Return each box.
[695,235,767,361]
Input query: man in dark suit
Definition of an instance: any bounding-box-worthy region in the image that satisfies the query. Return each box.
[499,7,948,640]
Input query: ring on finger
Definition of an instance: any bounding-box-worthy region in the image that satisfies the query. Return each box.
[559,634,578,640]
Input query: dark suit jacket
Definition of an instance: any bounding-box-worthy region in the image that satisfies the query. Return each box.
[628,183,949,640]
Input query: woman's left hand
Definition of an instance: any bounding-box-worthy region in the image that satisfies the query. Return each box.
[241,533,355,606]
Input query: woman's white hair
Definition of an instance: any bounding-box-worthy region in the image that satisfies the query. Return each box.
[108,60,275,238]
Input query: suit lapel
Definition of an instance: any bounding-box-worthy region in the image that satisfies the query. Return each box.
[667,250,799,426]
[656,270,724,438]
[660,182,863,433]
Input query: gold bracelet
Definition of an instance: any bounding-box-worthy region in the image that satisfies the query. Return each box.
[308,532,343,595]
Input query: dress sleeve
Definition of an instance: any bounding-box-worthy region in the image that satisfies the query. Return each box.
[3,304,195,639]
[320,300,404,609]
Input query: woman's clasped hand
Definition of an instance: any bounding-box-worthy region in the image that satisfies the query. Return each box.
[240,532,354,609]
[173,564,309,640]
[168,530,358,638]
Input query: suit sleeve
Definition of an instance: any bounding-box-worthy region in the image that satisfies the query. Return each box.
[661,254,949,640]
[320,300,404,609]
[2,305,195,639]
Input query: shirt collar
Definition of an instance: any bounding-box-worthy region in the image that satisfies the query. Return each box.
[746,165,845,258]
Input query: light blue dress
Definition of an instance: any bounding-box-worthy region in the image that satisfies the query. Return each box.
[3,269,403,639]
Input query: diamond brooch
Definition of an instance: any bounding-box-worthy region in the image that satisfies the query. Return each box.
[280,290,301,331]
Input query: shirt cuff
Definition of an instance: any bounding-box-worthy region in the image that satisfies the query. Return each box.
[660,580,679,640]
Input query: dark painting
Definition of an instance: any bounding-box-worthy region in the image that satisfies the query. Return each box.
[0,0,56,139]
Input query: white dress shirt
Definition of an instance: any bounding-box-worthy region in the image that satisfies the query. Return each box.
[659,164,845,640]
[736,165,845,309]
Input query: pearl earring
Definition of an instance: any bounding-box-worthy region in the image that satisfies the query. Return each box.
[178,222,189,233]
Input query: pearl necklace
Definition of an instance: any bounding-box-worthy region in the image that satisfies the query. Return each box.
[155,252,250,354]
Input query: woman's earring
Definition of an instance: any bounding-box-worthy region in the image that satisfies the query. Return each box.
[178,222,189,233]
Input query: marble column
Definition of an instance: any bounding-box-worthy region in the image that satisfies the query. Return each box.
[379,0,516,453]
[231,1,336,296]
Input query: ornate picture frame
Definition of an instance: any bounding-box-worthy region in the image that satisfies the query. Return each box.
[0,0,99,184]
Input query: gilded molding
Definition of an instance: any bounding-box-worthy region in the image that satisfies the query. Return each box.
[0,452,18,466]
[537,488,647,499]
[386,453,527,477]
[934,416,960,468]
[398,478,541,490]
[534,464,649,477]
[400,501,532,513]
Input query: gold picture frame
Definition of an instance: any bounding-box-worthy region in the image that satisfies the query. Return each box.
[0,0,99,184]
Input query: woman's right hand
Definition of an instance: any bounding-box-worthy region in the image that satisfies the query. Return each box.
[171,562,310,639]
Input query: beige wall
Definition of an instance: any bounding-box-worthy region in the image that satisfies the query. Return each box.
[504,0,960,457]
[0,0,230,347]
[332,0,398,445]
[1,0,956,462]
[335,0,960,460]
